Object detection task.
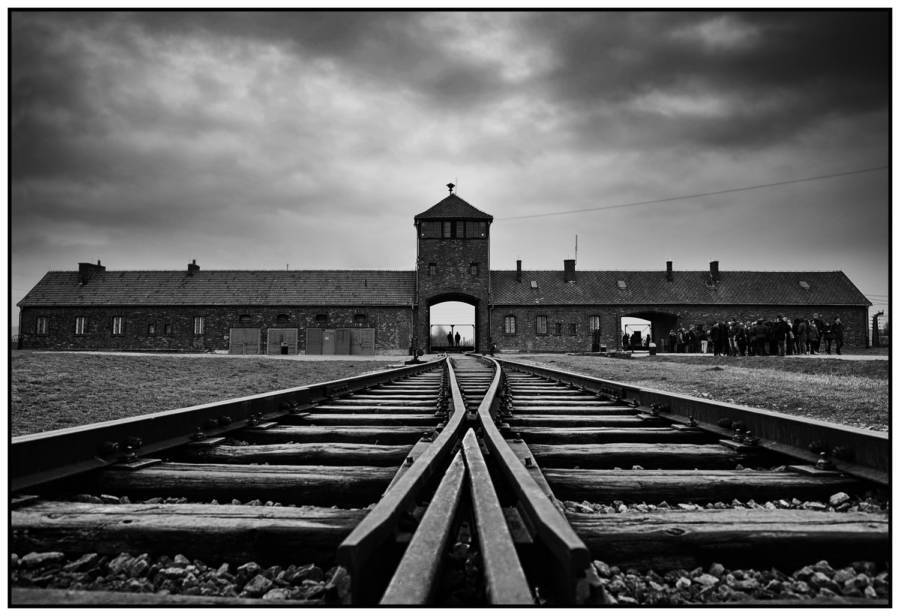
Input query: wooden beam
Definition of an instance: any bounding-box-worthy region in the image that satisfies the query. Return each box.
[180,443,413,466]
[544,468,863,503]
[568,509,888,571]
[243,426,428,444]
[12,501,365,565]
[93,462,394,506]
[529,443,753,469]
[514,427,711,445]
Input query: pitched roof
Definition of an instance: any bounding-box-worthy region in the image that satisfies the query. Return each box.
[491,270,870,307]
[414,194,493,221]
[19,270,416,307]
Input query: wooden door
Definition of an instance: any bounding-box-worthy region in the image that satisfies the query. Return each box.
[229,328,260,354]
[306,328,323,355]
[267,328,298,354]
[335,328,351,354]
[350,328,375,355]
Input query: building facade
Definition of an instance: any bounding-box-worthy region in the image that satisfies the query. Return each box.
[18,190,871,353]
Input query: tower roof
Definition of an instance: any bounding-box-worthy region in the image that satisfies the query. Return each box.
[414,193,493,221]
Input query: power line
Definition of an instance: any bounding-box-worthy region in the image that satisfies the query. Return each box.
[500,165,889,221]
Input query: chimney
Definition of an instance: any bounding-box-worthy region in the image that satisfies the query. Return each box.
[78,260,106,285]
[709,260,719,282]
[187,259,200,276]
[563,259,576,283]
[666,260,673,282]
[516,260,522,282]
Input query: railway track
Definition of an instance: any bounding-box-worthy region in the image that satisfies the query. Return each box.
[10,354,890,606]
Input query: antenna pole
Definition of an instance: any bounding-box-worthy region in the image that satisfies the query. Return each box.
[575,235,578,263]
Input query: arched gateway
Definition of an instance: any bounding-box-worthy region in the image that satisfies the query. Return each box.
[413,184,493,354]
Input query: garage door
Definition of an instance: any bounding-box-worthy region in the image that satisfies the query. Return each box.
[350,328,375,354]
[267,328,298,354]
[306,328,323,355]
[229,328,260,354]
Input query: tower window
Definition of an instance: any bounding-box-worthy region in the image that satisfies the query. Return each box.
[420,221,441,238]
[428,263,436,276]
[536,315,548,335]
[442,221,452,238]
[455,221,465,238]
[36,317,49,336]
[470,262,479,277]
[504,315,517,335]
[465,221,487,238]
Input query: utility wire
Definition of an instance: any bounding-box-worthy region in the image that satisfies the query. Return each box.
[500,165,889,221]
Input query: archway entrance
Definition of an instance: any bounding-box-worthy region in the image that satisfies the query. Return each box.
[429,300,475,353]
[622,311,679,352]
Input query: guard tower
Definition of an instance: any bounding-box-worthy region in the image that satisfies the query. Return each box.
[414,184,493,353]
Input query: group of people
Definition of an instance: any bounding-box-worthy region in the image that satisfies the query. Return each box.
[445,331,462,348]
[664,314,845,356]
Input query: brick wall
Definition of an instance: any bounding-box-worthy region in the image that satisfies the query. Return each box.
[19,305,414,354]
[416,235,491,352]
[490,304,870,352]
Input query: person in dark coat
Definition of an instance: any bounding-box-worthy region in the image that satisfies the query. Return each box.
[454,331,461,348]
[774,316,790,356]
[752,320,768,356]
[796,319,808,354]
[822,320,834,354]
[668,329,677,354]
[832,317,844,355]
[806,320,819,354]
[710,321,721,356]
[446,332,453,348]
[812,314,826,354]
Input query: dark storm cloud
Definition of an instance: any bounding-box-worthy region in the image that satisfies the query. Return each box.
[10,10,890,321]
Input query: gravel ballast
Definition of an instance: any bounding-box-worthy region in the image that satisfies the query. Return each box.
[11,551,351,604]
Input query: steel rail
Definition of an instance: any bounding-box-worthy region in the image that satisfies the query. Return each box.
[494,357,889,485]
[379,450,467,605]
[337,357,469,604]
[472,356,591,604]
[461,428,533,604]
[11,358,444,493]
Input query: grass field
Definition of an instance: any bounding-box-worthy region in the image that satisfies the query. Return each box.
[511,354,889,432]
[10,351,399,437]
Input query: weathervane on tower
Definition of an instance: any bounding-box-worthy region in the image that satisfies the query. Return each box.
[447,182,455,194]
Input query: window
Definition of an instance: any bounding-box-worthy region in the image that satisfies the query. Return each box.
[442,221,452,238]
[455,221,465,238]
[75,316,87,336]
[112,316,124,336]
[193,316,205,335]
[147,322,156,335]
[568,323,577,336]
[428,263,436,276]
[354,313,367,326]
[420,221,441,238]
[276,313,290,324]
[36,317,49,336]
[315,313,327,323]
[536,315,548,335]
[590,315,601,334]
[554,321,562,336]
[239,315,252,324]
[504,315,517,335]
[164,323,172,335]
[470,262,479,277]
[465,221,487,238]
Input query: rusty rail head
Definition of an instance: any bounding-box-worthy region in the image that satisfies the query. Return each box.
[472,356,591,604]
[494,356,889,485]
[11,358,445,493]
[337,357,469,604]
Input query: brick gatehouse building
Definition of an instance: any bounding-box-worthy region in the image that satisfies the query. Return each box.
[18,188,870,354]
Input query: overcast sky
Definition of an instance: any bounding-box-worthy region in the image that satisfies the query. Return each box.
[9,10,890,326]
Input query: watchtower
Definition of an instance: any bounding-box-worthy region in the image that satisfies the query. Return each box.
[414,184,493,352]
